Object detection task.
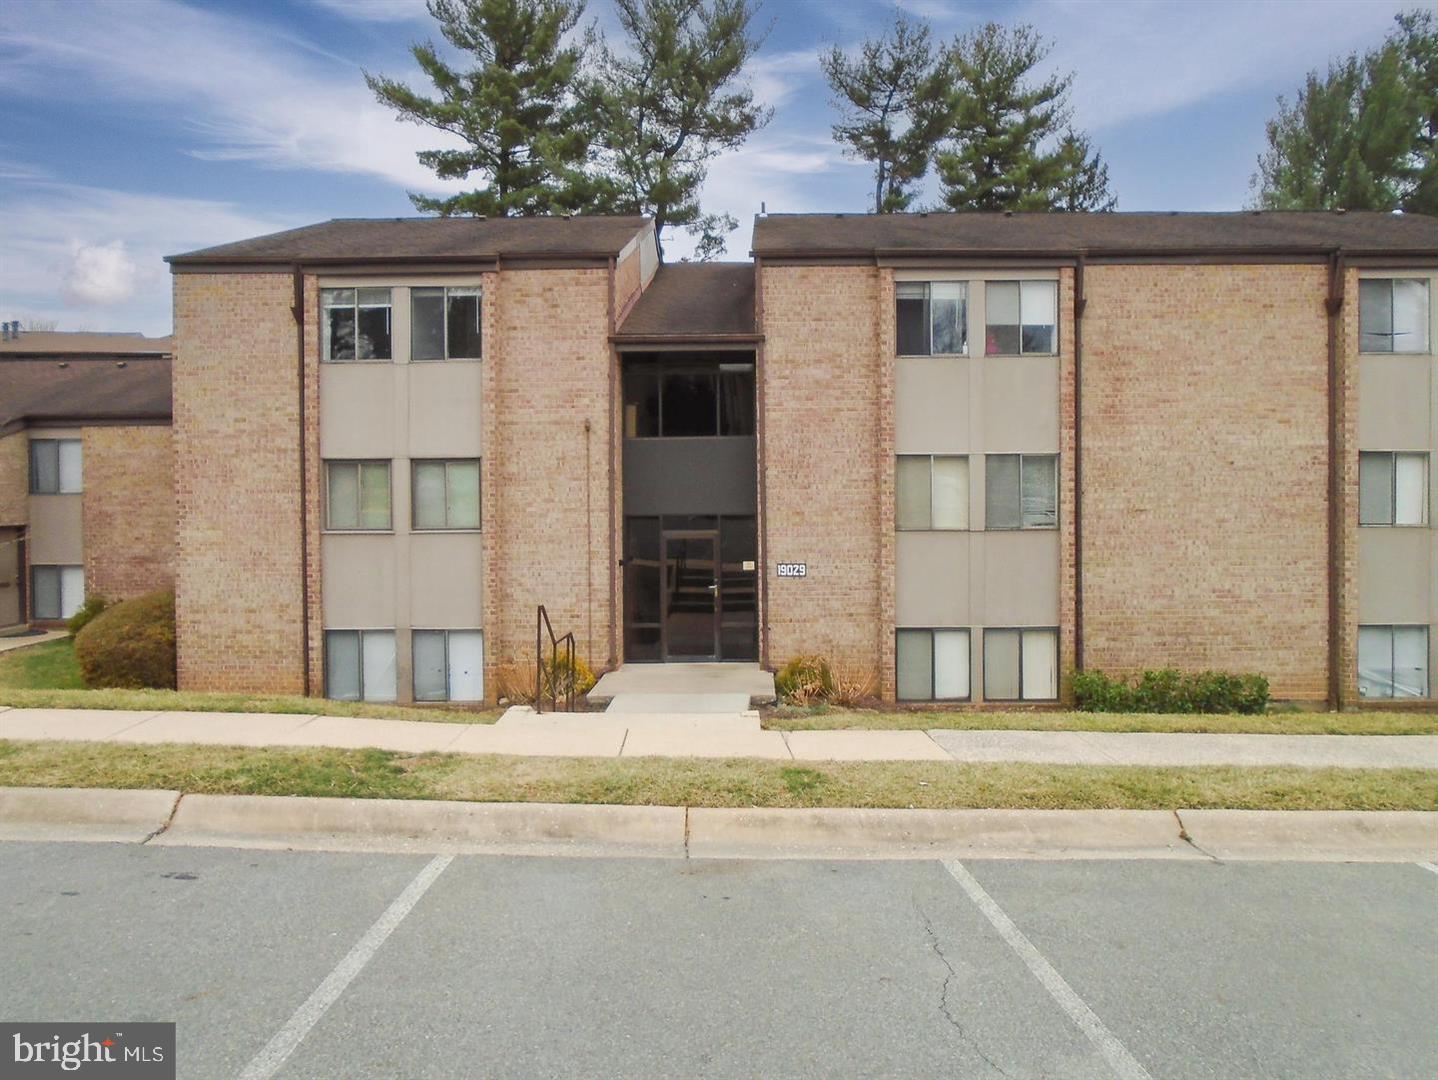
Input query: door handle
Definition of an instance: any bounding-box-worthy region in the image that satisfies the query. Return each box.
[707,583,718,591]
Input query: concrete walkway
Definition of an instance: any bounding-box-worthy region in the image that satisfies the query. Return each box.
[0,629,66,655]
[1,704,1436,767]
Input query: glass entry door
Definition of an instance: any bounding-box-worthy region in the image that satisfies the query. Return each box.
[662,531,718,660]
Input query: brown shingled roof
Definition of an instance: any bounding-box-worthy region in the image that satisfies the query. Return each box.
[752,210,1438,258]
[0,331,171,356]
[168,215,651,265]
[0,356,172,433]
[616,263,756,341]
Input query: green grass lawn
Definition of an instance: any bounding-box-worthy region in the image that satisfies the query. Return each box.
[0,639,500,724]
[0,739,1433,811]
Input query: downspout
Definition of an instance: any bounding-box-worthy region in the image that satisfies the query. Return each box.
[606,255,618,668]
[1325,250,1346,710]
[1073,256,1087,677]
[291,264,312,696]
[755,255,770,668]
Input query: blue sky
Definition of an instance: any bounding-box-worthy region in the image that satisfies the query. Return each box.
[0,0,1429,335]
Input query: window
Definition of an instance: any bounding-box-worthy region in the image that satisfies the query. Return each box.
[985,454,1057,529]
[411,286,482,361]
[1360,452,1429,526]
[325,461,391,530]
[986,281,1057,355]
[412,460,481,530]
[28,439,82,494]
[321,287,392,361]
[1360,279,1429,353]
[31,566,84,620]
[324,629,397,702]
[896,282,967,356]
[984,628,1058,701]
[1358,625,1429,699]
[413,629,485,701]
[896,628,971,701]
[622,362,754,438]
[896,455,969,529]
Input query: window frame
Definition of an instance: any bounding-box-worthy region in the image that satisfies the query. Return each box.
[30,564,84,621]
[324,459,393,532]
[410,458,482,532]
[1359,450,1430,527]
[1359,277,1430,355]
[1357,623,1431,699]
[323,628,397,702]
[896,454,970,531]
[410,285,484,362]
[895,280,969,358]
[895,627,972,702]
[982,627,1060,703]
[411,628,485,702]
[985,279,1059,357]
[320,286,393,363]
[622,361,756,439]
[984,453,1058,531]
[28,438,82,495]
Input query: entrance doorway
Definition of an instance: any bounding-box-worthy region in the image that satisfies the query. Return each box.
[662,529,717,660]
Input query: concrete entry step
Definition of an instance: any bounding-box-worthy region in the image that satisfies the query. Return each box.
[589,662,776,708]
[604,692,752,715]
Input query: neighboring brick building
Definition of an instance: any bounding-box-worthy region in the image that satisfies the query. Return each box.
[0,331,175,631]
[167,211,1438,707]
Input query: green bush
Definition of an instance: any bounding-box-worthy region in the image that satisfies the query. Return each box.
[73,590,176,690]
[775,654,835,705]
[66,594,109,637]
[1073,668,1269,714]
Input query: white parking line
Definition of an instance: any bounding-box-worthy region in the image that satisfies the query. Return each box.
[1418,862,1438,876]
[943,860,1153,1080]
[237,854,454,1080]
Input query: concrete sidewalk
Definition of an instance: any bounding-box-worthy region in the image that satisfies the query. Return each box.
[0,629,66,654]
[2,704,1437,767]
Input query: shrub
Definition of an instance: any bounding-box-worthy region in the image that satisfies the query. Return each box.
[1074,668,1269,715]
[73,590,176,690]
[494,655,597,706]
[775,655,835,705]
[66,594,108,637]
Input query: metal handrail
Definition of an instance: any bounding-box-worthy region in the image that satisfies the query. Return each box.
[535,605,577,713]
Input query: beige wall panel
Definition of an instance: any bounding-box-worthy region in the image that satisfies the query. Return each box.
[1358,355,1431,448]
[409,533,484,628]
[408,363,483,458]
[895,359,971,453]
[322,535,396,627]
[981,530,1060,626]
[28,495,83,564]
[895,531,971,626]
[981,356,1060,453]
[1357,528,1435,624]
[319,364,396,458]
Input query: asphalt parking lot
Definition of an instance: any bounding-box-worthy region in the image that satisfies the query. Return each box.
[1,841,1434,1079]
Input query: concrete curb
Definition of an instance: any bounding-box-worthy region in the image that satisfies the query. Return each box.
[1178,809,1438,862]
[0,786,180,843]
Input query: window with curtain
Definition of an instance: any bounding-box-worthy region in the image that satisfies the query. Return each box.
[895,282,968,356]
[412,459,481,530]
[896,455,969,530]
[986,280,1057,355]
[325,461,391,530]
[412,629,485,702]
[985,454,1057,529]
[321,287,392,361]
[324,629,397,702]
[983,628,1058,701]
[1359,278,1429,353]
[28,439,82,494]
[30,565,84,620]
[1359,452,1429,526]
[896,628,971,701]
[1358,625,1430,699]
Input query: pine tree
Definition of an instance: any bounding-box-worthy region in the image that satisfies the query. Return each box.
[586,0,770,261]
[820,14,952,213]
[365,0,600,216]
[935,22,1113,212]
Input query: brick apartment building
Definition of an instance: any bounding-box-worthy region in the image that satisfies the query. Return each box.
[165,210,1438,707]
[0,331,175,631]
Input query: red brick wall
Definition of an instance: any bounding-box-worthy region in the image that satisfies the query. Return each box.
[1080,263,1331,700]
[173,271,307,693]
[0,433,26,528]
[83,425,174,601]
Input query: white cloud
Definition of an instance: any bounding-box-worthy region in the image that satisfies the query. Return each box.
[309,0,430,22]
[62,241,139,306]
[0,0,465,193]
[748,49,822,111]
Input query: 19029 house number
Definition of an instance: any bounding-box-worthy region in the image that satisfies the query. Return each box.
[776,562,807,578]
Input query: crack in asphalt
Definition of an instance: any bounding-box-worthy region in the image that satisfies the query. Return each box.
[914,899,1010,1078]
